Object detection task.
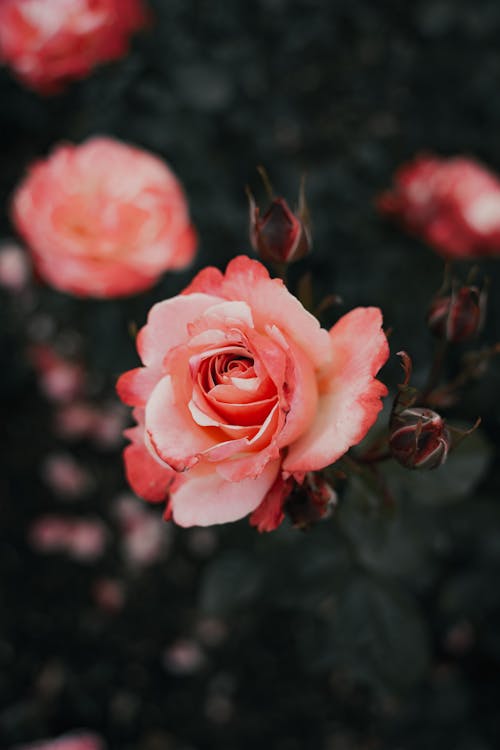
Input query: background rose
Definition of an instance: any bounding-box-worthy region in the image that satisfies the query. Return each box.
[117,255,389,529]
[0,0,147,94]
[12,136,197,298]
[377,155,500,259]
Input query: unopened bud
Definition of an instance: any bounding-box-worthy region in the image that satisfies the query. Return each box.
[286,472,336,529]
[247,170,311,265]
[389,407,450,470]
[427,285,486,343]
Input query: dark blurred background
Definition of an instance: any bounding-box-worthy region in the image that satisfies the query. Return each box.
[1,1,500,748]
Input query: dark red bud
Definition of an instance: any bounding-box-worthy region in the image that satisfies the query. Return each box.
[247,175,312,265]
[389,407,450,470]
[427,286,486,343]
[285,472,336,529]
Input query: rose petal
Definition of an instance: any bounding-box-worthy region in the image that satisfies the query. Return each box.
[249,474,294,532]
[145,375,217,471]
[116,366,159,407]
[124,425,178,503]
[170,459,281,527]
[184,256,332,370]
[137,293,223,368]
[283,307,389,472]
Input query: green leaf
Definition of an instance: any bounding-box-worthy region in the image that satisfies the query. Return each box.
[300,574,430,690]
[199,551,262,616]
[339,477,436,585]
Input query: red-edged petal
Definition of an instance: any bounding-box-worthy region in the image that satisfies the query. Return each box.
[249,473,294,532]
[283,307,389,473]
[124,440,178,503]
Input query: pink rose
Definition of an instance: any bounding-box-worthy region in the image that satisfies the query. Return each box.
[29,515,108,561]
[0,241,31,291]
[9,732,105,750]
[0,0,148,94]
[117,256,389,530]
[12,137,197,298]
[378,154,500,258]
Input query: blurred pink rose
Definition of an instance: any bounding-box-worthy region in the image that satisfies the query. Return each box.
[0,241,31,291]
[30,515,108,561]
[10,732,105,750]
[41,452,93,498]
[55,400,127,448]
[12,137,197,298]
[0,0,148,94]
[115,494,170,567]
[92,577,125,613]
[117,256,388,530]
[29,344,85,403]
[378,154,500,258]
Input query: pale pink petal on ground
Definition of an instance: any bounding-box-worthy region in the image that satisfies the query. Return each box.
[283,307,389,473]
[170,459,281,527]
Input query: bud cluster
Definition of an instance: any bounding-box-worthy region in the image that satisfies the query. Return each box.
[286,472,336,529]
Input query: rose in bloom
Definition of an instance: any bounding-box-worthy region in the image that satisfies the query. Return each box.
[117,256,389,529]
[0,0,148,94]
[377,154,500,258]
[12,137,197,298]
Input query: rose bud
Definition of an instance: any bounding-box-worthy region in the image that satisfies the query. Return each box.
[286,472,337,529]
[389,407,450,470]
[427,285,486,343]
[248,171,311,265]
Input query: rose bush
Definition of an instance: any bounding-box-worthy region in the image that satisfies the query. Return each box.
[12,137,197,298]
[117,256,389,529]
[377,154,500,258]
[0,0,147,94]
